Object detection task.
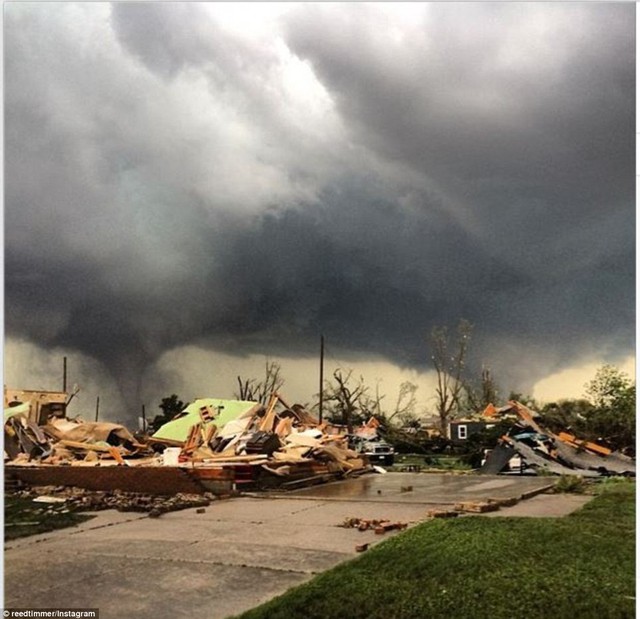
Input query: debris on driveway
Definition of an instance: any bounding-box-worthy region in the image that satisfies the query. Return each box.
[13,485,216,516]
[453,500,500,514]
[339,517,408,533]
[426,509,459,518]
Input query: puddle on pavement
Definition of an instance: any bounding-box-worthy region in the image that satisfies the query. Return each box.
[287,473,550,503]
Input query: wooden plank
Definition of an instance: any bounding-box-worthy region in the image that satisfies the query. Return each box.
[274,417,293,438]
[203,424,218,445]
[200,454,270,462]
[556,431,611,456]
[181,423,203,455]
[145,436,184,447]
[509,401,545,434]
[108,447,126,465]
[259,394,279,432]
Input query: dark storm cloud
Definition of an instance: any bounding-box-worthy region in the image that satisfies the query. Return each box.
[284,3,633,226]
[280,2,635,377]
[4,3,634,411]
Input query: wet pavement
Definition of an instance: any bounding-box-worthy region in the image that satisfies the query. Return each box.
[278,471,553,504]
[4,473,578,619]
[481,492,593,517]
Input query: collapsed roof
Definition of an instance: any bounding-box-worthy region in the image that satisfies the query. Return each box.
[479,401,635,477]
[151,398,262,443]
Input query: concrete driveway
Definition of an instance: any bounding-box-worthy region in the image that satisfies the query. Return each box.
[4,473,587,619]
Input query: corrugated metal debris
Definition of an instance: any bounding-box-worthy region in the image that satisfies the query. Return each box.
[479,401,635,477]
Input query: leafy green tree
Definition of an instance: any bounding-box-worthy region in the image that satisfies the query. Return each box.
[539,399,595,435]
[585,365,634,410]
[149,394,187,433]
[583,365,635,449]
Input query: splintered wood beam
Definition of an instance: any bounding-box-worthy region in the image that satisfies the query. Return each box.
[259,393,279,432]
[108,447,126,465]
[276,392,293,410]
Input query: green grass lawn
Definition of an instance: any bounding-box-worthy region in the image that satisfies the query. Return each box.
[390,453,472,472]
[237,480,635,619]
[4,495,94,540]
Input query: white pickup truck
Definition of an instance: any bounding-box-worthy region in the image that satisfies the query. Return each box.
[349,436,395,466]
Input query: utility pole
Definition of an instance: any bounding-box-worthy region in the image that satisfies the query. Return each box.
[141,404,146,432]
[62,356,67,393]
[319,335,325,423]
[95,396,100,422]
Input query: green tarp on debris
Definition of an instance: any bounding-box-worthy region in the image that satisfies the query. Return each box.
[151,398,260,443]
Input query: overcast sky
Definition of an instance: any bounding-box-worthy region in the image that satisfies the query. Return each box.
[4,2,635,422]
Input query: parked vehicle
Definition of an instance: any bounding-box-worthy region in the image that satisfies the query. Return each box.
[348,435,395,466]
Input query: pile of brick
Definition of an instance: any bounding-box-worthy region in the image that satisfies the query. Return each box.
[426,496,521,518]
[339,516,408,534]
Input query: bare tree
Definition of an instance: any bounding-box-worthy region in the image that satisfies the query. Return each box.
[464,366,498,412]
[387,381,419,426]
[235,359,285,405]
[430,319,472,435]
[323,369,371,434]
[480,367,498,408]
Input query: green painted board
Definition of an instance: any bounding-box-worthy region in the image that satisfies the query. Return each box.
[4,402,31,423]
[151,398,260,443]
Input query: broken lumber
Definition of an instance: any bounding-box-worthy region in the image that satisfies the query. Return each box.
[259,394,279,432]
[108,447,126,466]
[426,509,459,518]
[454,501,500,514]
[59,440,113,453]
[556,431,612,456]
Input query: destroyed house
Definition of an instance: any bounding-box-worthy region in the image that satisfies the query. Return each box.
[5,389,373,495]
[5,389,67,426]
[448,419,496,445]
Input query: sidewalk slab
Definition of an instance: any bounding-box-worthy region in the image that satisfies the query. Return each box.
[481,493,593,518]
[4,474,580,619]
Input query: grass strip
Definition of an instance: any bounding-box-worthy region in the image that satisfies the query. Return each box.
[5,495,94,540]
[237,481,635,619]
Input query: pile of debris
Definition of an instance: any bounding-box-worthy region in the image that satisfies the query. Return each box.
[5,389,152,467]
[6,416,153,466]
[12,485,217,516]
[480,401,636,477]
[148,392,368,484]
[340,516,408,534]
[5,389,371,492]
